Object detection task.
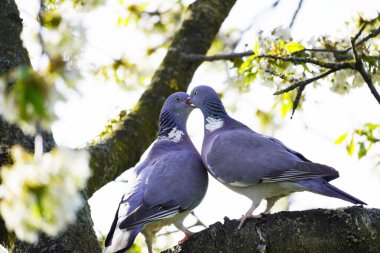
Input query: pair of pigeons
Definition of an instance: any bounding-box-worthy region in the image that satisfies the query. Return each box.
[104,85,365,253]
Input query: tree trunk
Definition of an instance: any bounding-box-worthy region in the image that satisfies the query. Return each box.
[0,1,98,252]
[163,206,380,253]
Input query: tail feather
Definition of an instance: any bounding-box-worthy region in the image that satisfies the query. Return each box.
[298,178,366,205]
[103,226,142,253]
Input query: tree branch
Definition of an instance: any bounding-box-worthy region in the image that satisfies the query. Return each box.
[289,0,303,29]
[183,51,355,70]
[183,50,254,62]
[351,36,380,105]
[162,207,380,253]
[273,68,339,95]
[0,0,55,248]
[291,85,305,118]
[354,24,380,49]
[258,55,354,69]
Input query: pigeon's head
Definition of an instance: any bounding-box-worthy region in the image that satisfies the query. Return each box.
[159,92,194,136]
[186,85,227,118]
[161,92,194,119]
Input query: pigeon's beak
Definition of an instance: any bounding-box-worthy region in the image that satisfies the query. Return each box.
[185,97,196,108]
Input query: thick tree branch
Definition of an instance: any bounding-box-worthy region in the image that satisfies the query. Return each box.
[163,207,380,253]
[0,0,55,248]
[86,0,237,197]
[0,1,97,252]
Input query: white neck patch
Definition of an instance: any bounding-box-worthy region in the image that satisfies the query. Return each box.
[167,127,184,142]
[205,117,224,132]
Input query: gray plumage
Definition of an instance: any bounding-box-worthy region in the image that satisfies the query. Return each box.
[104,92,208,253]
[187,85,365,229]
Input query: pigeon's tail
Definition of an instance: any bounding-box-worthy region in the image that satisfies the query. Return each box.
[298,178,366,205]
[103,226,142,253]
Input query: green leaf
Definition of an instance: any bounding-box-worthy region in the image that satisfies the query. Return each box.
[254,41,259,55]
[238,55,255,75]
[358,142,367,159]
[334,132,348,144]
[284,42,305,53]
[346,137,355,156]
[244,71,258,86]
[280,102,292,119]
[364,123,380,130]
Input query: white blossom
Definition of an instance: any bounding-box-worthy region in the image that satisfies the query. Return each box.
[0,146,91,243]
[373,73,380,85]
[0,244,9,253]
[352,72,365,88]
[330,70,352,95]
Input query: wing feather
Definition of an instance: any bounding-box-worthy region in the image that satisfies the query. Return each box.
[205,129,338,186]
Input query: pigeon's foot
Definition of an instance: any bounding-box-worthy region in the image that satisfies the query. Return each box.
[178,232,193,244]
[237,213,261,230]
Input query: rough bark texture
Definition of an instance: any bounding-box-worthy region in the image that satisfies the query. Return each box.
[0,0,36,247]
[86,0,238,197]
[163,206,380,253]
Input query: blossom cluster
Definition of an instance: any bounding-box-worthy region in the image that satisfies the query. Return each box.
[238,14,380,96]
[0,67,60,135]
[0,146,91,243]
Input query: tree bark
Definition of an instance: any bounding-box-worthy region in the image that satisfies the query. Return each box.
[163,206,380,253]
[0,1,97,252]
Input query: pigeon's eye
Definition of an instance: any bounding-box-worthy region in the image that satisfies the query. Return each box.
[175,96,180,102]
[193,90,198,96]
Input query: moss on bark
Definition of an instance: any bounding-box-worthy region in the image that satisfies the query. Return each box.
[163,206,380,253]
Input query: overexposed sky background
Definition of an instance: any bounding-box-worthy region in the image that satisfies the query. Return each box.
[17,0,380,251]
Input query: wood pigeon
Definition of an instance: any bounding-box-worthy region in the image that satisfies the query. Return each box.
[104,92,208,253]
[186,85,365,229]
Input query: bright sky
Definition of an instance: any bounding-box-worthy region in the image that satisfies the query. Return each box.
[17,0,380,251]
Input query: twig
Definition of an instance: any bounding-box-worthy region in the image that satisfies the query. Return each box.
[273,68,338,95]
[258,55,354,69]
[183,51,254,62]
[352,23,368,42]
[289,0,303,29]
[350,38,380,105]
[37,0,50,59]
[291,85,305,119]
[265,69,298,83]
[272,0,281,7]
[183,52,355,70]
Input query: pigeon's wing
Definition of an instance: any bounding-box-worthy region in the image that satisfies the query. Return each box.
[104,168,149,252]
[267,136,310,162]
[204,129,338,186]
[120,150,208,229]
